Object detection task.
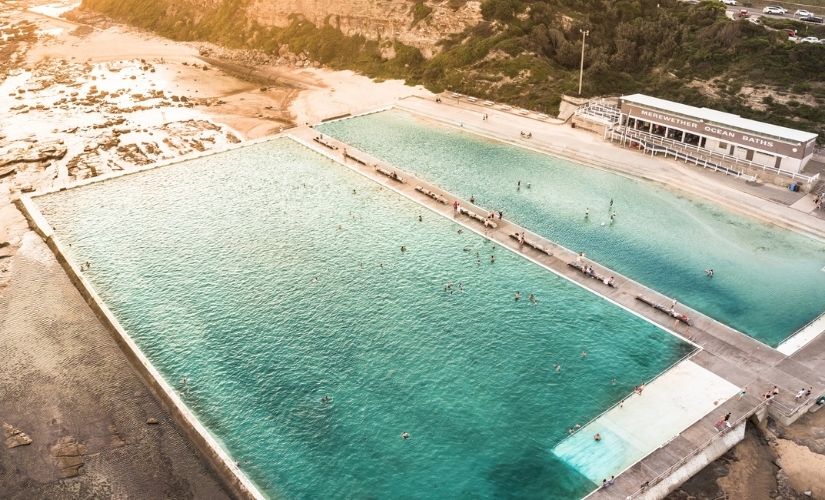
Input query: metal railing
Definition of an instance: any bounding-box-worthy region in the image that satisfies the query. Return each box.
[610,127,750,180]
[625,397,772,498]
[624,389,821,498]
[575,101,621,125]
[611,126,820,184]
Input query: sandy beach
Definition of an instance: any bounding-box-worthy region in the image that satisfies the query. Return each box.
[1,0,824,498]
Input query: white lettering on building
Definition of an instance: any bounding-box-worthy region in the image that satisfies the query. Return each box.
[703,126,735,138]
[638,109,699,129]
[630,105,788,155]
[741,135,774,148]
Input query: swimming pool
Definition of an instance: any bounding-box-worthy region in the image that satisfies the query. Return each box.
[36,138,693,499]
[317,110,825,346]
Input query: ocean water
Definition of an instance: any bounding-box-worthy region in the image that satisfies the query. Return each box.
[317,110,825,346]
[37,138,693,499]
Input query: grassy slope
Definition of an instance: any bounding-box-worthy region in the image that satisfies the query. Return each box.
[81,0,824,143]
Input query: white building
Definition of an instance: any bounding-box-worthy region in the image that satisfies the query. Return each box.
[619,94,818,173]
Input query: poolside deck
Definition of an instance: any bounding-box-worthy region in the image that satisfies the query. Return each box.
[292,123,825,499]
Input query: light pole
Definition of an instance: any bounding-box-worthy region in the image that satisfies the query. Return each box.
[578,29,589,96]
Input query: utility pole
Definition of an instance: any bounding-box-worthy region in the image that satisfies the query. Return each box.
[578,29,589,96]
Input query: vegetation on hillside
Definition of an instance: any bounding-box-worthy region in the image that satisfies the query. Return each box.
[81,0,825,143]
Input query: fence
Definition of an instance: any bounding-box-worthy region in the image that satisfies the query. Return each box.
[575,101,622,125]
[625,397,771,498]
[624,388,820,498]
[609,126,820,185]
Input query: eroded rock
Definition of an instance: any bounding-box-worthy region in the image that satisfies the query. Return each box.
[50,436,87,478]
[3,422,33,448]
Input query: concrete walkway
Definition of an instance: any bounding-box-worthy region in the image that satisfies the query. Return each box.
[552,360,739,484]
[292,122,825,499]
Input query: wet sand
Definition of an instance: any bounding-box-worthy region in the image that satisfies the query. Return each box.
[0,214,231,498]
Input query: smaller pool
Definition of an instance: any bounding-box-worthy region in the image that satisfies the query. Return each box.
[317,110,825,346]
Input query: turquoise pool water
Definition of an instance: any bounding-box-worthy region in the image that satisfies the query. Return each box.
[37,138,692,499]
[317,110,825,346]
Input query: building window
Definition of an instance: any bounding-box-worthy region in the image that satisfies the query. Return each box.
[718,142,727,149]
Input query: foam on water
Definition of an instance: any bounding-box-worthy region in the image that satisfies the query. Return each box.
[317,110,825,346]
[37,138,693,499]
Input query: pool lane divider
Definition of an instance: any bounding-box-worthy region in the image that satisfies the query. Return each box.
[15,196,266,500]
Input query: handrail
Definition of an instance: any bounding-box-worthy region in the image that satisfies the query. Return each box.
[615,126,818,184]
[575,101,621,125]
[626,397,772,498]
[613,129,748,179]
[625,389,820,498]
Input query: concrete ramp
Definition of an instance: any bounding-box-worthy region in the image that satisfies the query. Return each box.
[777,312,825,355]
[552,360,739,484]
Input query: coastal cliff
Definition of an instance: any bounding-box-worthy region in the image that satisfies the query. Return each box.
[81,0,481,57]
[244,0,481,56]
[79,0,824,140]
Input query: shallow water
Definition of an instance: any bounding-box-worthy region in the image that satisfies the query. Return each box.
[317,110,825,346]
[37,138,692,499]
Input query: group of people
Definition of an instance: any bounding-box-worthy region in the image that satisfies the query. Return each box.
[794,386,813,400]
[815,193,824,210]
[520,131,532,139]
[513,291,539,303]
[763,385,781,400]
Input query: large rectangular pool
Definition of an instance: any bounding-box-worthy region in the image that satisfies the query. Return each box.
[36,138,693,499]
[317,110,825,347]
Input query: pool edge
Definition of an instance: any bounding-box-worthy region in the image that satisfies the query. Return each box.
[14,195,268,500]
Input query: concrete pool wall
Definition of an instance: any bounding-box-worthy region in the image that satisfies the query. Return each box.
[15,194,267,500]
[14,113,825,500]
[15,131,701,500]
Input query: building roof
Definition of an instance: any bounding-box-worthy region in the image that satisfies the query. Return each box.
[621,94,818,144]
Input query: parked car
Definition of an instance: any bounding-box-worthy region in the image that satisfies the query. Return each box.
[800,15,824,23]
[762,6,787,15]
[721,0,736,5]
[800,36,821,43]
[738,8,749,17]
[794,9,813,17]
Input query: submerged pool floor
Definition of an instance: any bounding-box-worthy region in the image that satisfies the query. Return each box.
[37,138,692,499]
[317,110,825,347]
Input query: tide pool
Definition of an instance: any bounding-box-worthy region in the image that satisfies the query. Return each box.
[36,138,692,499]
[317,110,825,346]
